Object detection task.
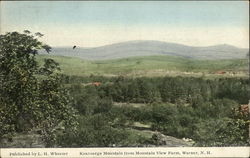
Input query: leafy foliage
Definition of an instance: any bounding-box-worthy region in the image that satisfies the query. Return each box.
[61,75,249,147]
[0,31,77,146]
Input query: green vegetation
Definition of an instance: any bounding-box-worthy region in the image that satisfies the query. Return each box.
[1,31,249,147]
[38,55,248,77]
[57,76,249,147]
[0,31,77,147]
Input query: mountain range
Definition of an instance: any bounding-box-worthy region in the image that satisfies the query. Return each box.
[40,40,249,60]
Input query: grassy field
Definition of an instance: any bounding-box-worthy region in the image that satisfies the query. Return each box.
[37,55,248,77]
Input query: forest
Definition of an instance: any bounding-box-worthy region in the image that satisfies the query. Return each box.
[0,31,249,147]
[59,75,249,147]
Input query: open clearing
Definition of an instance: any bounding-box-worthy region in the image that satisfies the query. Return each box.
[38,55,248,78]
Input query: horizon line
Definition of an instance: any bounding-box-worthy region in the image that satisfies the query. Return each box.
[49,40,249,50]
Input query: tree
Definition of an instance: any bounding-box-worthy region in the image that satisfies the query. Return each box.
[0,31,77,146]
[194,118,249,146]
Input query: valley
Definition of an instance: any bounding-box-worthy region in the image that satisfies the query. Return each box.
[37,54,248,78]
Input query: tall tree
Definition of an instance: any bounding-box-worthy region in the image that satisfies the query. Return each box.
[0,31,77,146]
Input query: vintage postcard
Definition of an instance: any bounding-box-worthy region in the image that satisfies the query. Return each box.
[0,0,249,158]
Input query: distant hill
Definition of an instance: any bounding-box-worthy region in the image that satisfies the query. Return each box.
[40,40,249,60]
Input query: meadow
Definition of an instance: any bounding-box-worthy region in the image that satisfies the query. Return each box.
[37,55,248,78]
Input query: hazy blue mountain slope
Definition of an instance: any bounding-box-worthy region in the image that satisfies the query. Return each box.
[40,40,248,60]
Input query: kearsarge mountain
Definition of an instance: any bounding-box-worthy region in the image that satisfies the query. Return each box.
[40,40,249,60]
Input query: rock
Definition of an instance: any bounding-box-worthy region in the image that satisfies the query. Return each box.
[151,132,193,147]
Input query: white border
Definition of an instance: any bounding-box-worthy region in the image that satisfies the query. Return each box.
[1,147,250,158]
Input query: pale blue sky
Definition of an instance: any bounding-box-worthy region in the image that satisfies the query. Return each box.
[1,1,249,48]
